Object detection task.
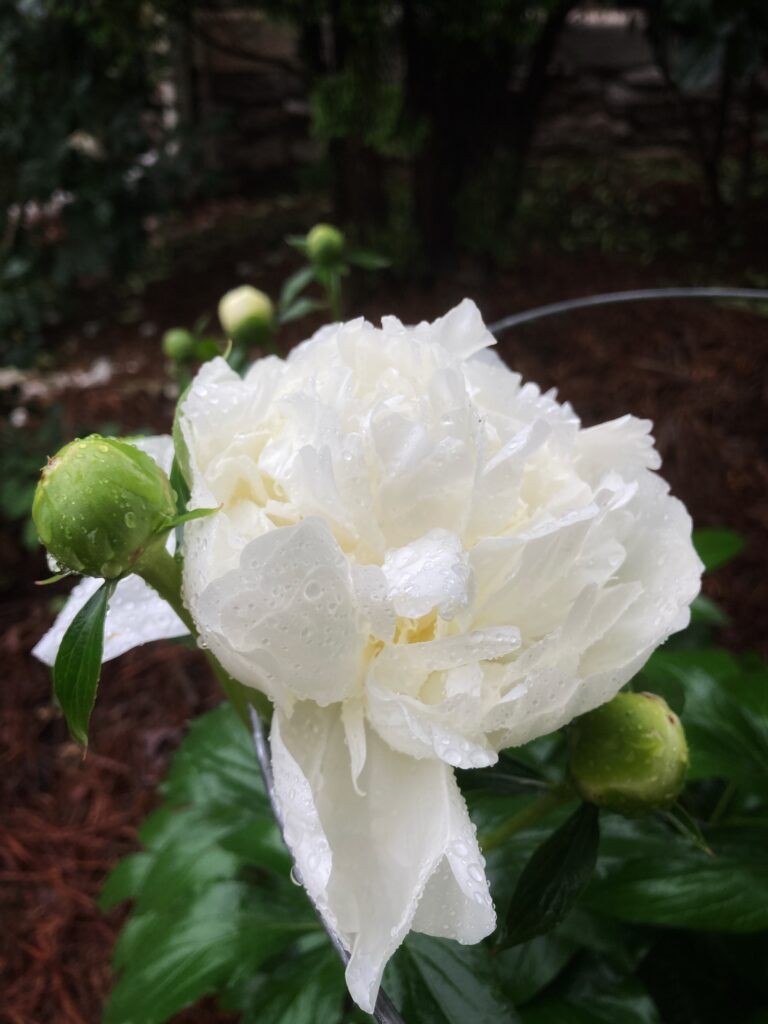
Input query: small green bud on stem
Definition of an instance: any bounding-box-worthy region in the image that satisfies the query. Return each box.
[568,691,688,817]
[218,286,274,347]
[306,223,344,266]
[162,328,195,362]
[33,435,177,579]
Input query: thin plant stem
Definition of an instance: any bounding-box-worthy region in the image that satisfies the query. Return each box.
[709,779,738,826]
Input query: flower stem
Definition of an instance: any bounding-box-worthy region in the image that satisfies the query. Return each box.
[328,271,342,321]
[480,786,575,852]
[135,547,271,724]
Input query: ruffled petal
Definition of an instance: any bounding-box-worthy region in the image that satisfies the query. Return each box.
[270,703,495,1013]
[189,518,365,708]
[382,528,472,621]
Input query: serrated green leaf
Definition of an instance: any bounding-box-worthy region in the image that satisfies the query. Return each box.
[693,528,745,571]
[503,804,600,946]
[385,934,521,1024]
[53,579,114,745]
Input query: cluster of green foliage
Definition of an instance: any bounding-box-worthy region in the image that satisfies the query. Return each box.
[0,0,202,365]
[100,528,768,1024]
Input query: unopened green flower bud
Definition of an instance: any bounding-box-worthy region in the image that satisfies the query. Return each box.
[306,223,344,266]
[32,435,177,579]
[568,692,688,817]
[218,286,274,346]
[162,328,195,362]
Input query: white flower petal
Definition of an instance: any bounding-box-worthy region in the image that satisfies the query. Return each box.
[382,528,472,621]
[270,703,495,1013]
[190,518,365,707]
[33,572,188,666]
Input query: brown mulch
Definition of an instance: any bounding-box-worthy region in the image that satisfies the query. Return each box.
[1,247,766,1023]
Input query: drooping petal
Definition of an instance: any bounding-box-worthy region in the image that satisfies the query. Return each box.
[32,572,188,666]
[270,702,496,1013]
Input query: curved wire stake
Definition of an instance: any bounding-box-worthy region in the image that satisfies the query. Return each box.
[487,286,768,335]
[248,707,406,1024]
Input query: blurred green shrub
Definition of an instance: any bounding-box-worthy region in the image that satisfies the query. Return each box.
[0,0,204,366]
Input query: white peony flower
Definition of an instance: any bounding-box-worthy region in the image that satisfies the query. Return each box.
[179,299,702,1011]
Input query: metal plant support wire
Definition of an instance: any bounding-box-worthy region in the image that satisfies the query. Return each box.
[248,285,768,1024]
[487,286,768,335]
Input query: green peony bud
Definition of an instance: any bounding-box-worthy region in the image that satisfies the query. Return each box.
[32,435,177,579]
[568,692,688,817]
[162,328,195,362]
[306,223,344,266]
[218,286,274,347]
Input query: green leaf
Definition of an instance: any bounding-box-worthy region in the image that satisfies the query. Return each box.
[279,265,316,308]
[346,247,391,269]
[161,703,266,809]
[285,234,308,252]
[53,579,114,745]
[521,959,661,1024]
[587,820,768,932]
[503,804,600,946]
[231,944,345,1024]
[689,594,729,627]
[35,570,74,586]
[132,815,242,916]
[159,505,219,532]
[496,934,575,1006]
[385,934,521,1024]
[458,751,549,796]
[105,881,317,1024]
[640,649,768,786]
[169,455,191,514]
[100,853,153,911]
[279,296,325,324]
[693,528,745,571]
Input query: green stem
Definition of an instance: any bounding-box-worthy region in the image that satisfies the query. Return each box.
[480,786,575,852]
[328,271,342,321]
[709,779,737,826]
[135,546,271,725]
